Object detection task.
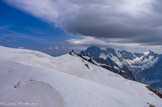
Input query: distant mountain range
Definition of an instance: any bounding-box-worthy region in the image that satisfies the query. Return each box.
[80,46,162,93]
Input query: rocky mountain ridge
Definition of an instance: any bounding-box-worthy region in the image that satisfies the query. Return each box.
[80,46,162,93]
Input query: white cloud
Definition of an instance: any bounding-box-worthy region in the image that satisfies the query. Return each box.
[4,0,162,45]
[49,47,54,50]
[4,0,80,25]
[55,46,59,50]
[67,36,162,53]
[67,36,108,46]
[4,0,58,23]
[67,36,141,47]
[48,46,59,51]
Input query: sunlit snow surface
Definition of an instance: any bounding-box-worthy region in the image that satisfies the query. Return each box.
[0,46,161,107]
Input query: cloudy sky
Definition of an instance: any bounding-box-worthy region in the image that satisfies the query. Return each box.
[1,0,162,55]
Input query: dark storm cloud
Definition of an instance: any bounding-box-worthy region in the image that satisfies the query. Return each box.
[63,0,162,45]
[4,0,162,45]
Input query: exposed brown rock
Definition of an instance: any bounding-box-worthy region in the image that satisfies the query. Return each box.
[146,86,162,99]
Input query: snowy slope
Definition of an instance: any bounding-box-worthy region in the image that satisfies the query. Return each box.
[0,46,162,107]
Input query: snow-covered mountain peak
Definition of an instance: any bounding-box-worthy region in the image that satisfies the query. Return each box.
[144,50,157,57]
[144,51,150,56]
[80,46,159,71]
[106,47,116,54]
